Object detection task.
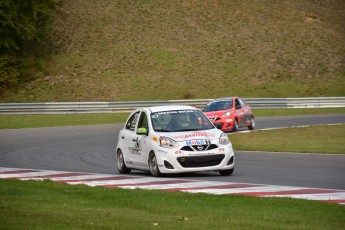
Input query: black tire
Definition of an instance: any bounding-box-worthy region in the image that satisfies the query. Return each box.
[148,152,161,177]
[117,149,131,174]
[232,119,239,132]
[219,167,234,176]
[248,117,255,130]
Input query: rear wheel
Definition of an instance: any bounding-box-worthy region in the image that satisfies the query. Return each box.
[248,117,255,130]
[149,152,161,177]
[219,167,234,176]
[117,149,131,174]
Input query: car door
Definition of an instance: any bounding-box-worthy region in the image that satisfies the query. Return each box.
[120,111,141,167]
[240,98,252,125]
[132,111,151,168]
[234,98,245,126]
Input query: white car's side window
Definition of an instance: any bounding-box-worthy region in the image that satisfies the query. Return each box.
[137,112,149,130]
[125,112,140,131]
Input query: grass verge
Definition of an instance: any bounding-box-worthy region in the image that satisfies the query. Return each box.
[0,108,344,130]
[230,124,345,154]
[252,107,345,117]
[0,113,130,129]
[1,179,344,230]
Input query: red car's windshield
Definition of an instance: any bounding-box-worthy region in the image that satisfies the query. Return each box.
[203,100,233,112]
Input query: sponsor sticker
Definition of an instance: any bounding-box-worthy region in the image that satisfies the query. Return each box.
[129,139,142,155]
[186,140,206,146]
[158,148,168,154]
[188,152,216,156]
[173,132,216,139]
[175,150,182,155]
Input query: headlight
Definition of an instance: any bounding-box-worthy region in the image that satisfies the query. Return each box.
[222,112,232,118]
[160,136,179,148]
[219,133,230,145]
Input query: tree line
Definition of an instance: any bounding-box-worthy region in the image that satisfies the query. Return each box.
[0,0,60,94]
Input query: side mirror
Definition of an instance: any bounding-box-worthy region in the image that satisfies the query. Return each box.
[136,127,148,135]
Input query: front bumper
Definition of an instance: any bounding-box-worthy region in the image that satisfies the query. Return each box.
[156,144,235,174]
[212,118,234,131]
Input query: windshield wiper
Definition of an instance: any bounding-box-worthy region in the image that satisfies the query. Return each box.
[154,129,172,132]
[174,129,200,132]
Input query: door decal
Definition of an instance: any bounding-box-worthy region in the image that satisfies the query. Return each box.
[129,139,142,155]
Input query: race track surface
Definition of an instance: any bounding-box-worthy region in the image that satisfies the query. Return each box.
[0,114,344,192]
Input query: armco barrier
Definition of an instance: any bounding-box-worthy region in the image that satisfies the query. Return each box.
[0,97,344,114]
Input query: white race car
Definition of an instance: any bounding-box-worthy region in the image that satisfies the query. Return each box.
[116,105,235,176]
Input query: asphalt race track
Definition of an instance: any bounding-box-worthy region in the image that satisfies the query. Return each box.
[0,114,344,190]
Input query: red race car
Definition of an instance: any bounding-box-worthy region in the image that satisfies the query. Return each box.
[203,97,255,132]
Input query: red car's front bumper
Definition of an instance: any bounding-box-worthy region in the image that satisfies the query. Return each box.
[209,117,234,131]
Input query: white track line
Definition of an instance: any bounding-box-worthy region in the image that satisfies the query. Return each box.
[1,167,344,205]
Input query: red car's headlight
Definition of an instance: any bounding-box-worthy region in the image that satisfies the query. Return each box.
[222,112,232,118]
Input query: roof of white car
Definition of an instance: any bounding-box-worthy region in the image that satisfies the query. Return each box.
[146,105,198,113]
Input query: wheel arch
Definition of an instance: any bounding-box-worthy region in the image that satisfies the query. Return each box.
[148,150,156,165]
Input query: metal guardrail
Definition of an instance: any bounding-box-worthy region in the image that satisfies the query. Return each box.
[0,97,344,114]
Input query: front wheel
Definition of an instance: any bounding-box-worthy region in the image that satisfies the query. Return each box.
[219,167,234,176]
[148,152,161,177]
[117,149,131,174]
[248,117,255,130]
[232,119,239,132]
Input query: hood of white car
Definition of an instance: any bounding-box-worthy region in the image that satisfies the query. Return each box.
[157,128,222,142]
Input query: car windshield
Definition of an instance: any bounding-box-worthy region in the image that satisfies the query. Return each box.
[203,100,233,112]
[151,109,215,132]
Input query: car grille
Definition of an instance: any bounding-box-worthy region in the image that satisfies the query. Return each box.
[177,154,225,168]
[214,122,223,129]
[208,117,221,122]
[180,144,218,152]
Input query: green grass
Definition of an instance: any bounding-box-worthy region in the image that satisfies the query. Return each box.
[230,124,345,154]
[0,113,130,129]
[1,179,344,230]
[1,108,344,129]
[252,107,345,117]
[1,0,345,102]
